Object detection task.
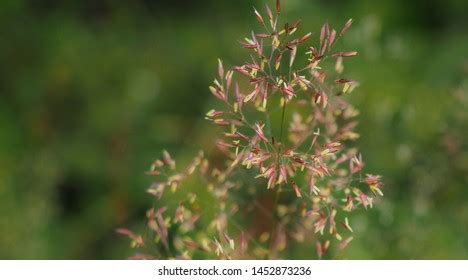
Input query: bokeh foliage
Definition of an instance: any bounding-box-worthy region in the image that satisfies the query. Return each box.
[0,0,466,259]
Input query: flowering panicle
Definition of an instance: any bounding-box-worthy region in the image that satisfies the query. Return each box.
[119,0,383,260]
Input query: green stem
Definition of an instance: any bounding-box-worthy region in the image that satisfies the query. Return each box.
[279,99,287,144]
[269,99,287,258]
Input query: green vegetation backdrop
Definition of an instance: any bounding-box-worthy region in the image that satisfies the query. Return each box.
[0,0,467,259]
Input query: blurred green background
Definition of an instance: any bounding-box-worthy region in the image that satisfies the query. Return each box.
[0,0,467,259]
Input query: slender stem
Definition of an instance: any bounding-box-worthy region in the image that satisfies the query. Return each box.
[279,99,287,143]
[269,98,286,258]
[268,183,282,259]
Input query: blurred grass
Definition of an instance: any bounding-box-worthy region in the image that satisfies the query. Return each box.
[0,0,466,259]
